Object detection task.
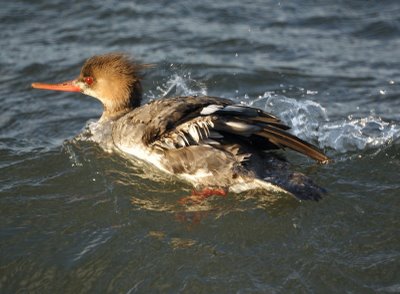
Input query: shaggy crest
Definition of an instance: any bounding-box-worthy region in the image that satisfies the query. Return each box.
[80,53,151,113]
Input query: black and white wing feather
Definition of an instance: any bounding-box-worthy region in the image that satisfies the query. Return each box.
[149,98,329,164]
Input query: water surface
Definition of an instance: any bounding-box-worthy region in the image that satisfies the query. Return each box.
[1,0,400,293]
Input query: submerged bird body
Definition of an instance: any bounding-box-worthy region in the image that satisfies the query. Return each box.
[32,53,329,201]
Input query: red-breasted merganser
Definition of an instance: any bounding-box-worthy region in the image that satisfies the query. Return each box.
[32,53,329,201]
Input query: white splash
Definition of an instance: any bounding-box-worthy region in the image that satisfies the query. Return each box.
[318,116,400,152]
[150,74,208,99]
[246,92,400,153]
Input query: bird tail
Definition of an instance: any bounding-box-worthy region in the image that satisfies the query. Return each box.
[256,125,329,164]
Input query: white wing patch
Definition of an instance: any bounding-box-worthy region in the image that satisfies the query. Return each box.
[200,104,223,115]
[153,116,218,150]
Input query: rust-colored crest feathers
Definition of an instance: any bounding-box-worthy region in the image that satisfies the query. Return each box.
[80,53,151,81]
[80,53,152,114]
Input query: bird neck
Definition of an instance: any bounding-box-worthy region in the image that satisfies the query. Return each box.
[100,80,143,122]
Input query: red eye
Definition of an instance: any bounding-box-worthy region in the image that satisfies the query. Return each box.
[84,76,94,85]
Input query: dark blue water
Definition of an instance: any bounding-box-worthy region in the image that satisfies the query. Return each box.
[1,1,400,293]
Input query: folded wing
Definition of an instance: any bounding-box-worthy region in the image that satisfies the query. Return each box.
[153,102,329,164]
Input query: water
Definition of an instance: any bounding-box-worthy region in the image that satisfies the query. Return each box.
[1,0,400,292]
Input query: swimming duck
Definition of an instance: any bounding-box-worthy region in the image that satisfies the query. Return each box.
[32,53,329,201]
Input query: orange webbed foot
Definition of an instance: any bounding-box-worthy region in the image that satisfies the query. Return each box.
[178,188,227,205]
